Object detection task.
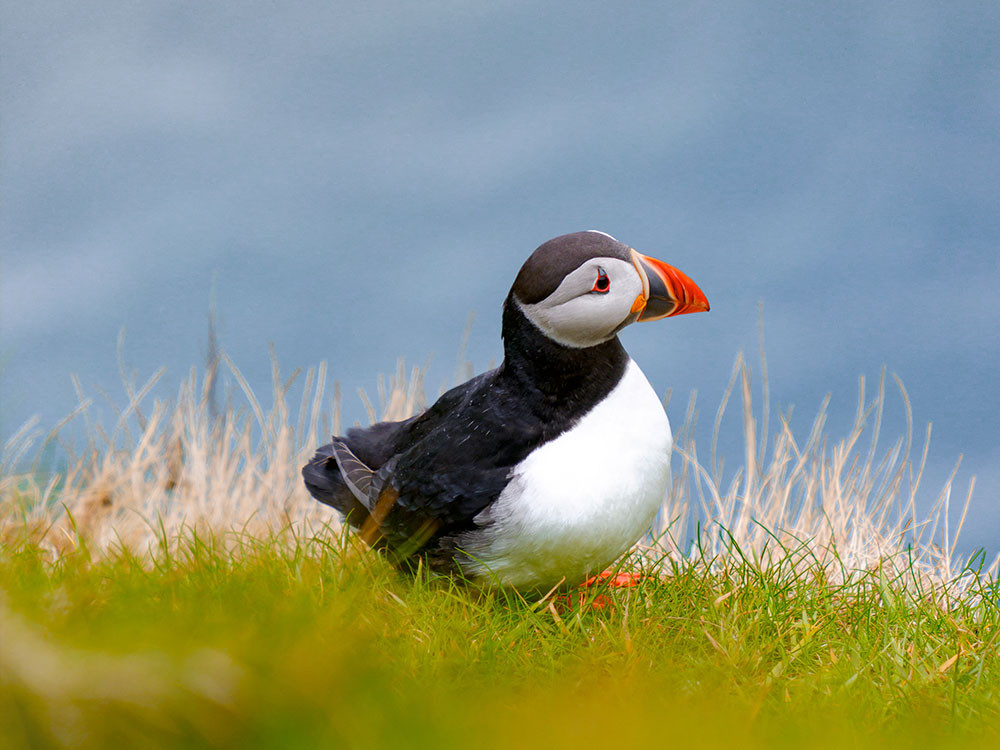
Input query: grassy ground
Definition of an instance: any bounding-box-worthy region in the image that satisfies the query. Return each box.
[2,527,998,749]
[2,352,998,747]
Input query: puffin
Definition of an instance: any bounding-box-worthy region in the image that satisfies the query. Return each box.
[302,230,709,590]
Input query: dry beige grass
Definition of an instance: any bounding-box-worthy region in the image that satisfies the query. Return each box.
[653,353,992,597]
[2,349,993,593]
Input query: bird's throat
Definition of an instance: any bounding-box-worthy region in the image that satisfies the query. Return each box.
[499,295,628,407]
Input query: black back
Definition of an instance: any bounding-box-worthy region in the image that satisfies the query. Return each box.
[302,293,629,571]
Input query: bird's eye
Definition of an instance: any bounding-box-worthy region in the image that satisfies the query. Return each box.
[591,267,610,294]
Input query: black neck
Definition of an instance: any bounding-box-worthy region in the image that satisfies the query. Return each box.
[498,294,628,420]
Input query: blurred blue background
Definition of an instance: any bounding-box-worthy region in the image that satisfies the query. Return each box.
[2,1,997,554]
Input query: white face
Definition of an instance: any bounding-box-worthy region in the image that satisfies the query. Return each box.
[516,256,644,348]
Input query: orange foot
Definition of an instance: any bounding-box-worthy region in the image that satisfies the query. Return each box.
[581,570,643,588]
[552,570,644,611]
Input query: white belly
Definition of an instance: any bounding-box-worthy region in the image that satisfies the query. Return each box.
[463,360,671,589]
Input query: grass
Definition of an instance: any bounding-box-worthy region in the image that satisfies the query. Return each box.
[1,348,998,748]
[2,528,999,748]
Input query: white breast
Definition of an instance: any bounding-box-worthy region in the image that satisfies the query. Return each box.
[461,359,671,589]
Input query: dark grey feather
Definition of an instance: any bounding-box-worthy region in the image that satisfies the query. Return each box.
[329,438,374,509]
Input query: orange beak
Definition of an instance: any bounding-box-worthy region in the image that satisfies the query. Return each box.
[629,249,710,321]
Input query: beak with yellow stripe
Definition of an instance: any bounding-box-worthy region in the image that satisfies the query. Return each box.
[629,249,710,321]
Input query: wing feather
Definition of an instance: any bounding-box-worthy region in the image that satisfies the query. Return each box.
[329,438,375,509]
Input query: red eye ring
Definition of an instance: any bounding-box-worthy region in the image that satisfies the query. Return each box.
[592,267,610,294]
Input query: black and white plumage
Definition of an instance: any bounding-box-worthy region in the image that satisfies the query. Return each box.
[303,231,709,590]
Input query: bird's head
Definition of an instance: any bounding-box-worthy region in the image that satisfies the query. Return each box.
[509,230,709,349]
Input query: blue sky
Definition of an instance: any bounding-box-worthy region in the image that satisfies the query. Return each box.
[3,1,998,553]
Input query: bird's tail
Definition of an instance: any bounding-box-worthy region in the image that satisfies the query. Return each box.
[301,442,370,525]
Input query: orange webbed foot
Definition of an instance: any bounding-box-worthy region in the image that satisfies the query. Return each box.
[581,570,643,588]
[551,570,643,612]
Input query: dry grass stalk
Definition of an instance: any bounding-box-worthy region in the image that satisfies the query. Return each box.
[649,353,994,598]
[1,350,993,595]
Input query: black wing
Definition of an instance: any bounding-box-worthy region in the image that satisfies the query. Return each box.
[303,413,418,525]
[302,369,545,566]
